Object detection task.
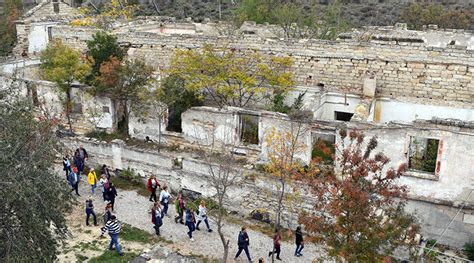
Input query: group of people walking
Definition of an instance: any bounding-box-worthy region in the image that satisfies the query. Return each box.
[147,176,213,241]
[65,145,306,260]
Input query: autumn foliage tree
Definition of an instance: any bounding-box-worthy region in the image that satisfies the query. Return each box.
[93,58,154,135]
[169,44,294,108]
[299,130,419,261]
[40,40,91,131]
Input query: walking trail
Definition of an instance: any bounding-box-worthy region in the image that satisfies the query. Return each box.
[66,171,328,262]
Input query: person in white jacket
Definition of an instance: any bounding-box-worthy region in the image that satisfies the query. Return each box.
[159,185,171,216]
[195,200,213,232]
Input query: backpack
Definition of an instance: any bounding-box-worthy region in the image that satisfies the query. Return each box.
[155,211,163,226]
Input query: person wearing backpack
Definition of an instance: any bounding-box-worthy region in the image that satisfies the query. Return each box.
[69,167,80,196]
[159,185,171,216]
[185,207,196,241]
[100,215,123,256]
[234,226,252,262]
[87,168,98,195]
[195,200,212,232]
[147,175,161,202]
[151,202,164,236]
[85,198,98,226]
[174,192,185,224]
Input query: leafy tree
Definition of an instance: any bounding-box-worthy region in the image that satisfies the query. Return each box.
[169,44,294,108]
[94,58,154,136]
[0,0,22,56]
[299,130,419,261]
[400,3,473,30]
[0,79,73,262]
[156,75,203,132]
[318,0,350,40]
[270,3,317,39]
[264,122,307,234]
[86,31,124,83]
[40,40,91,131]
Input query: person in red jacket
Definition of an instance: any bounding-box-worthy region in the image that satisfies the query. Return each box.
[268,229,282,260]
[147,174,160,202]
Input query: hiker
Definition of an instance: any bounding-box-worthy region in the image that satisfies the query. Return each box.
[234,226,252,262]
[268,229,282,260]
[101,164,111,180]
[196,200,212,232]
[295,226,304,257]
[73,150,83,176]
[69,167,80,196]
[98,174,109,202]
[159,185,171,216]
[102,203,113,226]
[63,154,72,180]
[185,207,196,241]
[101,215,123,256]
[147,174,160,202]
[174,192,185,224]
[151,202,164,236]
[76,144,88,173]
[107,182,118,211]
[85,198,98,226]
[87,168,98,195]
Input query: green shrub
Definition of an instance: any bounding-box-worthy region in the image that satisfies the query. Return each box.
[464,242,474,260]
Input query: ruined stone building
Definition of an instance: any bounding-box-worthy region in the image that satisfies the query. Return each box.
[1,0,473,248]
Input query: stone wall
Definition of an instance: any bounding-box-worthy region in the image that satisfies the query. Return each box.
[50,25,474,108]
[61,136,474,248]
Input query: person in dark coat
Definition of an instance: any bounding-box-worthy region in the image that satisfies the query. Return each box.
[234,226,252,262]
[185,208,196,241]
[85,198,98,226]
[295,226,304,257]
[107,182,118,211]
[73,150,83,176]
[75,145,88,173]
[151,202,163,236]
[69,167,80,196]
[63,154,72,180]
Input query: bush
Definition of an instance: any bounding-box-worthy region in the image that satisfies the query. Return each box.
[464,242,474,260]
[117,167,142,185]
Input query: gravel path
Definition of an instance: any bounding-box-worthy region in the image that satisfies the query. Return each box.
[73,176,328,262]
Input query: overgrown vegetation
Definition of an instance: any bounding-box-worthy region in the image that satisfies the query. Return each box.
[89,250,138,263]
[464,242,474,261]
[0,74,74,262]
[120,223,156,243]
[0,0,21,56]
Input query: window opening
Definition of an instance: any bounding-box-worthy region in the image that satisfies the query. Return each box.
[408,136,439,174]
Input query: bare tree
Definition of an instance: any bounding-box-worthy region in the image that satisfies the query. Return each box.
[193,126,242,263]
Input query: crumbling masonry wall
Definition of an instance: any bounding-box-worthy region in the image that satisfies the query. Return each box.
[50,25,474,109]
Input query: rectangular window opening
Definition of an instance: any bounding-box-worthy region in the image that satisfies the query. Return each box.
[335,111,353,122]
[47,27,53,41]
[240,114,259,145]
[311,133,335,164]
[53,2,60,13]
[408,136,439,174]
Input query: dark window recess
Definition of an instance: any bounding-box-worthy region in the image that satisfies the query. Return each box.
[335,111,353,122]
[53,2,59,13]
[240,114,259,145]
[47,27,53,41]
[71,103,82,114]
[102,106,110,113]
[166,108,182,133]
[311,133,335,164]
[408,137,439,174]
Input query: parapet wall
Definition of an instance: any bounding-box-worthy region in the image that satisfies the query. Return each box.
[51,25,474,108]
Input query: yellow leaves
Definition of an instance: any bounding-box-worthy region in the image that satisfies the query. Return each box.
[70,17,95,27]
[168,44,294,108]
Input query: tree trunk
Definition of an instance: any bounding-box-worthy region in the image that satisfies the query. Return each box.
[66,86,73,132]
[157,109,162,152]
[123,100,129,136]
